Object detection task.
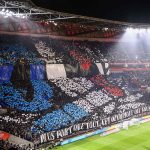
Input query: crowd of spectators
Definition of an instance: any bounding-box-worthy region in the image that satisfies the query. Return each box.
[0,80,53,112]
[73,98,95,113]
[31,103,88,134]
[35,41,63,64]
[1,71,150,146]
[0,140,33,150]
[63,103,88,120]
[90,75,124,97]
[0,111,40,141]
[0,44,43,65]
[1,34,150,65]
[85,90,112,107]
[109,71,150,90]
[32,109,73,133]
[51,77,94,98]
[1,34,150,149]
[103,102,116,114]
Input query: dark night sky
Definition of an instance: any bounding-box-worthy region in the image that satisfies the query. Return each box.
[32,0,150,23]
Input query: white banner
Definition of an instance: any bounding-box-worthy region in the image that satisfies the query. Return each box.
[96,63,104,74]
[96,63,110,75]
[46,64,66,79]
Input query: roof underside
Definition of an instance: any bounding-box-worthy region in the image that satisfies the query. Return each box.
[0,0,150,29]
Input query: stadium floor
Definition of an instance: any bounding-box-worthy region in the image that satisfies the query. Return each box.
[57,122,150,150]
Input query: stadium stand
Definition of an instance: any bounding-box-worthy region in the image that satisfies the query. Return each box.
[1,1,150,149]
[1,32,150,149]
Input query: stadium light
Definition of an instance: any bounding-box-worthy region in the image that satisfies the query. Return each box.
[54,22,57,26]
[126,27,149,33]
[6,10,9,13]
[147,28,150,33]
[103,27,109,31]
[126,27,133,32]
[0,9,28,19]
[139,28,146,32]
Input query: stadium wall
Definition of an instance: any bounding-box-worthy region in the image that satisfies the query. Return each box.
[0,31,130,42]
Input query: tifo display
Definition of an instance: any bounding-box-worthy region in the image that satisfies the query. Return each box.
[0,33,150,150]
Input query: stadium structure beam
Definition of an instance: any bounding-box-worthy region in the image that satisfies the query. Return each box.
[0,0,150,28]
[0,0,77,21]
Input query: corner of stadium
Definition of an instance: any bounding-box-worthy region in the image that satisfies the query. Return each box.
[0,0,150,150]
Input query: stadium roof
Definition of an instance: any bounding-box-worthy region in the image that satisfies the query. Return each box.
[0,0,150,29]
